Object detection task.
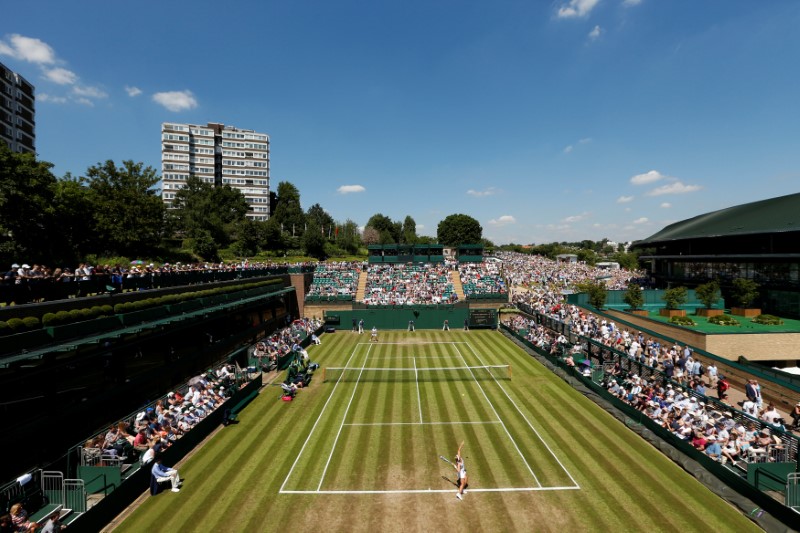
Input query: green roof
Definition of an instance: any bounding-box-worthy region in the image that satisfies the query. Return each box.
[635,192,800,245]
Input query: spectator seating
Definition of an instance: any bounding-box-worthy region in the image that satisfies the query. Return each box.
[305,263,362,301]
[362,264,457,305]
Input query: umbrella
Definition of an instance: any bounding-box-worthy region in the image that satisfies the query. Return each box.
[131,260,145,265]
[580,359,593,368]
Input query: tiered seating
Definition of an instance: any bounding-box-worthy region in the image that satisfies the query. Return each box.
[305,263,361,301]
[459,262,507,299]
[362,264,457,305]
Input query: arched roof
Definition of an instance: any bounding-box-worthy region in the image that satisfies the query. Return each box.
[635,192,800,245]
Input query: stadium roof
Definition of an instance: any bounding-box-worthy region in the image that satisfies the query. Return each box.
[635,192,800,245]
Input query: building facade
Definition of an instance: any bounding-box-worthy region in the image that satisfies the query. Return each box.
[161,122,270,220]
[0,61,35,154]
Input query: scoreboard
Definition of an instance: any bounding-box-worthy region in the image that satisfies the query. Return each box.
[469,309,497,329]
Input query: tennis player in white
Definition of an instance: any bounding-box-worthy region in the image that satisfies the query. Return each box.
[454,441,468,500]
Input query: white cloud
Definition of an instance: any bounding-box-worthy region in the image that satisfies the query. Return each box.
[0,34,56,64]
[563,145,574,154]
[125,86,142,97]
[488,215,516,227]
[152,90,198,112]
[38,93,67,104]
[646,181,702,196]
[633,217,649,224]
[467,187,499,197]
[72,85,107,99]
[579,137,592,144]
[44,67,77,85]
[557,0,601,18]
[563,212,589,223]
[75,97,94,107]
[616,195,634,203]
[588,25,602,40]
[337,184,366,194]
[630,170,666,185]
[623,0,642,6]
[660,202,672,208]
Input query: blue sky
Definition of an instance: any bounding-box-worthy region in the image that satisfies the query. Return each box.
[3,0,799,245]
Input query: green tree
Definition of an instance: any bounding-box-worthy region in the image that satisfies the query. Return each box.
[576,248,597,266]
[730,278,760,308]
[613,251,640,271]
[303,220,327,259]
[623,283,644,310]
[362,227,380,246]
[336,219,361,254]
[171,176,249,248]
[0,143,58,263]
[366,213,400,243]
[260,218,285,252]
[402,216,417,244]
[437,214,482,246]
[51,173,94,262]
[695,281,720,310]
[232,218,261,257]
[662,286,688,310]
[306,203,335,238]
[191,229,219,261]
[577,280,608,309]
[85,160,165,257]
[272,182,305,237]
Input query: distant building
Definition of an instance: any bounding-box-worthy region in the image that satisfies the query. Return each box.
[0,61,35,154]
[161,122,270,220]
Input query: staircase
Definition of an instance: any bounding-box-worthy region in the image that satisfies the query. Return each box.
[355,271,368,301]
[450,270,465,300]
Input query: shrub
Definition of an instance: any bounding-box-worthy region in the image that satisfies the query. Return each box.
[79,308,93,320]
[0,321,10,336]
[662,286,688,310]
[669,315,696,326]
[731,278,760,308]
[752,314,784,326]
[91,306,104,318]
[708,314,740,326]
[114,303,126,314]
[55,311,71,324]
[6,318,25,332]
[22,316,40,330]
[623,283,644,310]
[101,305,114,315]
[42,312,59,327]
[69,309,83,322]
[695,281,720,309]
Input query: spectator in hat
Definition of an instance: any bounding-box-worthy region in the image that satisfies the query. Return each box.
[704,435,722,461]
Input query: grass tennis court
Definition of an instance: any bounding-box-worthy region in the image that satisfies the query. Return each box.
[112,330,761,532]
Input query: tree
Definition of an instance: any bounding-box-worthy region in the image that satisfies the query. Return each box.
[303,220,327,259]
[402,216,417,244]
[437,214,482,246]
[260,218,285,252]
[623,283,644,310]
[336,219,361,254]
[365,213,400,243]
[171,176,249,248]
[272,181,305,237]
[306,203,335,237]
[191,229,218,261]
[232,218,261,257]
[695,281,720,310]
[362,227,380,246]
[0,143,58,264]
[577,280,607,309]
[613,251,640,271]
[50,174,95,263]
[85,160,165,257]
[730,278,760,308]
[662,286,688,310]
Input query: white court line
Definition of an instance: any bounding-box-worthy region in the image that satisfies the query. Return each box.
[413,356,423,423]
[343,421,501,427]
[281,486,580,494]
[279,343,366,493]
[465,343,581,489]
[316,344,372,491]
[355,342,471,345]
[452,343,542,488]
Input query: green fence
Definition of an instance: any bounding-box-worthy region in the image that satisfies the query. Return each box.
[324,306,469,330]
[568,289,724,311]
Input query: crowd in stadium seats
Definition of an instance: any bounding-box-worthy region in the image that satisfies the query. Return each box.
[1,260,314,306]
[362,263,457,305]
[305,262,364,300]
[457,262,507,298]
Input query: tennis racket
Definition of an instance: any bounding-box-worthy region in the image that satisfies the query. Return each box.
[439,455,453,466]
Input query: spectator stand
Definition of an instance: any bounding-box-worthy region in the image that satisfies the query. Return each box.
[0,470,84,529]
[458,261,508,301]
[305,263,362,303]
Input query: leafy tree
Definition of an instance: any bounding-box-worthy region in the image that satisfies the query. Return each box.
[336,219,361,254]
[613,251,640,271]
[260,218,285,252]
[85,160,165,257]
[577,280,607,309]
[623,283,644,310]
[437,214,482,246]
[695,281,720,309]
[576,248,597,266]
[272,182,305,237]
[0,143,58,264]
[402,216,417,244]
[731,278,760,308]
[303,220,327,259]
[416,235,437,245]
[191,229,219,261]
[171,176,249,248]
[232,218,261,257]
[362,227,380,246]
[662,286,688,310]
[366,213,400,243]
[51,174,94,262]
[306,203,335,237]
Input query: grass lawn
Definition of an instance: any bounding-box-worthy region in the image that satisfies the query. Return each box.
[111,330,762,532]
[642,311,800,334]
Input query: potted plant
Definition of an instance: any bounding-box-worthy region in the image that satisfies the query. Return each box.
[694,281,723,317]
[730,278,761,317]
[578,281,607,310]
[623,283,648,316]
[660,286,687,317]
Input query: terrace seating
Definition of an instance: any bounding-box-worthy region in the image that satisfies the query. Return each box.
[458,262,507,299]
[361,264,457,306]
[305,263,361,301]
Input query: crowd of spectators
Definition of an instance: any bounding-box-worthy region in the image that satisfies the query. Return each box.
[305,262,364,300]
[457,262,507,298]
[1,260,316,306]
[252,317,323,372]
[362,263,457,305]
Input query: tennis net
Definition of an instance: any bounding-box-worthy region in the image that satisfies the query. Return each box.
[321,364,511,383]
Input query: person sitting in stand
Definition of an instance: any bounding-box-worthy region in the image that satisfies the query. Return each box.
[9,504,38,532]
[151,458,182,493]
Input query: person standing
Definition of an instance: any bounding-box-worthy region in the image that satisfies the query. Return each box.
[370,326,379,342]
[443,319,450,331]
[408,320,415,332]
[454,441,468,500]
[463,318,469,331]
[358,318,364,334]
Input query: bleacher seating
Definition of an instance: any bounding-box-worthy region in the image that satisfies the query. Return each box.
[362,264,457,305]
[458,262,507,299]
[305,263,361,301]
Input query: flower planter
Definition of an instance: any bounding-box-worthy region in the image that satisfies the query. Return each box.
[731,307,761,317]
[696,309,724,317]
[628,309,649,317]
[659,309,686,318]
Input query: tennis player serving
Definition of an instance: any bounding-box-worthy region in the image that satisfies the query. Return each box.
[454,441,468,500]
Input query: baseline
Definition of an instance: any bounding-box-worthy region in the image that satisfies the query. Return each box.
[281,486,580,495]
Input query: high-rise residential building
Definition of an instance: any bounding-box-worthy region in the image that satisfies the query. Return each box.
[161,122,270,220]
[0,61,35,154]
